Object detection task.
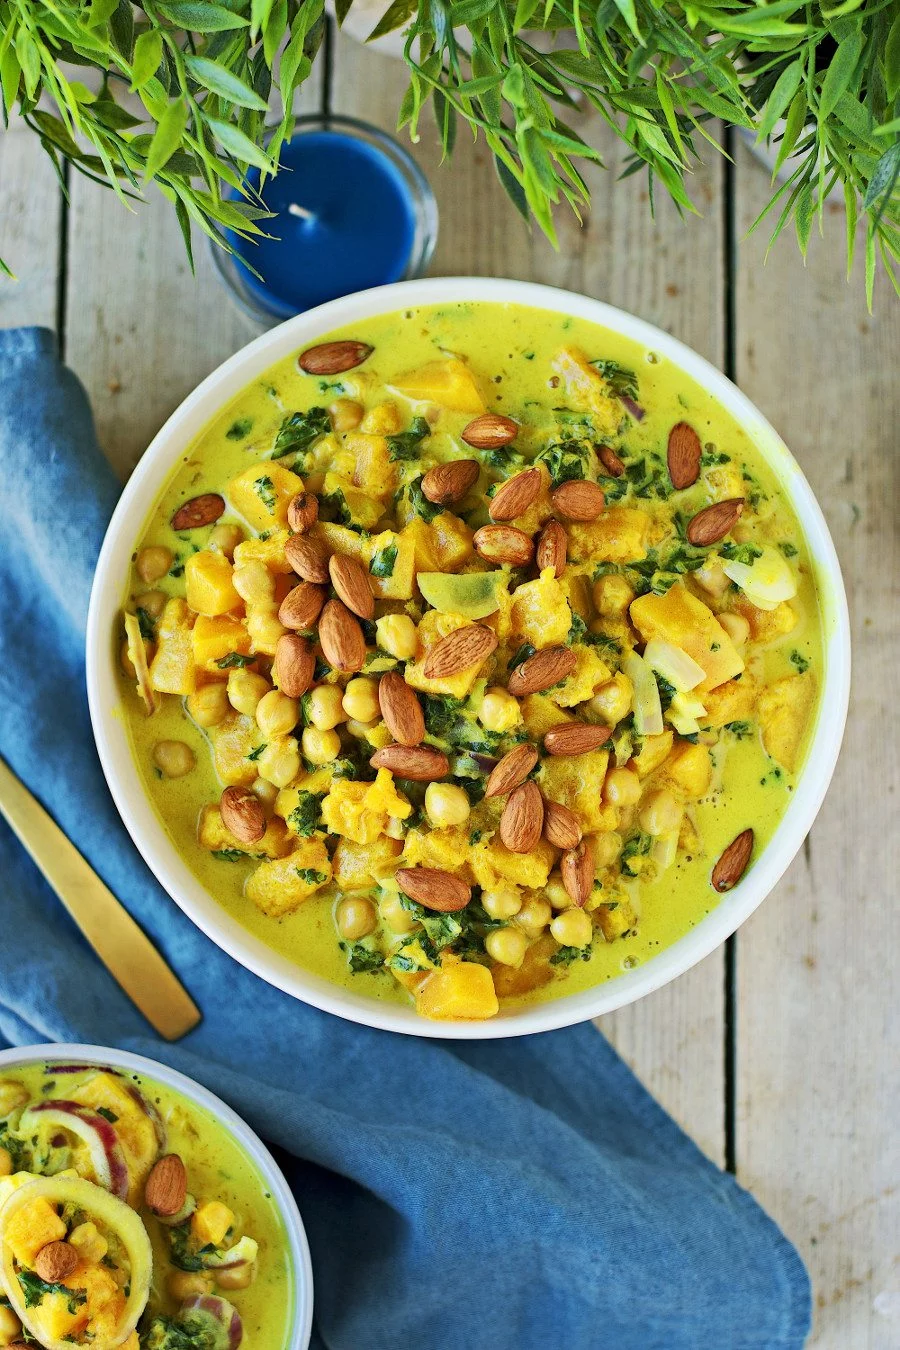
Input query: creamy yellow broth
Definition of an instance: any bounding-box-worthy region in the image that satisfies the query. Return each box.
[0,1060,294,1346]
[118,302,823,1017]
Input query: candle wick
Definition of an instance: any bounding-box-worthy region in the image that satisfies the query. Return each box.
[287,203,316,221]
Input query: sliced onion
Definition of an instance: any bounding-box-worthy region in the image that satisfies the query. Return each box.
[723,545,797,612]
[180,1294,244,1349]
[202,1235,258,1271]
[123,611,157,714]
[624,653,663,736]
[19,1102,129,1200]
[619,394,645,421]
[652,832,680,872]
[667,691,707,736]
[45,1064,122,1076]
[122,1082,167,1153]
[0,1174,152,1350]
[471,754,498,773]
[643,638,705,693]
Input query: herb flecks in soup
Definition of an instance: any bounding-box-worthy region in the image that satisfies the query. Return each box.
[119,303,821,1021]
[0,1063,292,1347]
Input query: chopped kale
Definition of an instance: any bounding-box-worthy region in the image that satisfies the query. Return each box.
[535,438,592,486]
[136,606,156,641]
[386,416,430,461]
[482,445,525,472]
[724,721,753,739]
[167,1223,207,1272]
[271,406,330,460]
[421,693,465,740]
[168,557,185,578]
[215,651,255,669]
[19,1269,88,1313]
[96,1107,118,1124]
[226,415,254,441]
[246,743,267,761]
[211,849,246,862]
[287,791,324,836]
[508,642,536,670]
[701,448,731,467]
[399,895,463,951]
[406,474,443,524]
[342,943,385,974]
[790,650,810,673]
[779,541,798,557]
[314,657,332,680]
[295,867,327,885]
[550,943,593,966]
[253,475,277,511]
[370,543,398,578]
[624,453,671,500]
[621,833,652,878]
[719,541,763,565]
[591,357,638,400]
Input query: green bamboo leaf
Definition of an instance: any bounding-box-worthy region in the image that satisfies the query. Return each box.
[844,179,857,278]
[157,3,250,32]
[263,0,287,65]
[655,67,685,162]
[31,110,82,157]
[368,0,417,41]
[794,180,813,256]
[865,222,876,310]
[864,141,900,219]
[885,13,900,103]
[15,29,40,99]
[756,60,802,141]
[818,30,862,122]
[334,0,353,23]
[251,0,276,40]
[611,0,641,42]
[144,97,189,180]
[773,88,807,173]
[513,0,542,29]
[184,54,268,108]
[874,117,900,138]
[207,116,274,170]
[89,0,120,25]
[130,29,162,90]
[0,255,14,280]
[0,42,20,117]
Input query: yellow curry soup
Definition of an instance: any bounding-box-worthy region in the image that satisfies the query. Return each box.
[119,302,822,1022]
[0,1062,293,1347]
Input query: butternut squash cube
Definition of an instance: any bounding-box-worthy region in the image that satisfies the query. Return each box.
[227,462,304,531]
[549,646,611,707]
[471,838,556,891]
[538,752,613,834]
[346,431,396,501]
[148,598,197,695]
[233,528,293,573]
[595,895,637,942]
[185,549,241,617]
[209,713,260,786]
[3,1196,66,1265]
[392,358,485,413]
[659,741,713,799]
[404,610,494,698]
[551,347,623,437]
[192,614,251,672]
[567,508,652,564]
[246,839,332,918]
[322,471,383,530]
[757,673,816,772]
[630,584,744,693]
[630,731,674,778]
[199,804,291,859]
[416,961,499,1019]
[402,825,471,874]
[734,599,798,643]
[191,1200,235,1248]
[521,694,576,738]
[701,675,756,729]
[510,571,571,648]
[333,835,403,889]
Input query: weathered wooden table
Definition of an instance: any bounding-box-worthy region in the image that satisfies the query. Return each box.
[1,29,897,1348]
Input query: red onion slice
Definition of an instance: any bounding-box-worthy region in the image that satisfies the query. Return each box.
[180,1295,244,1349]
[619,394,645,421]
[19,1101,129,1199]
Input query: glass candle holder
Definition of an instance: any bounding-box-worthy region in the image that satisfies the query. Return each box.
[209,114,438,326]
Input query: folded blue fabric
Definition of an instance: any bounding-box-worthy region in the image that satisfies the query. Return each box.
[0,327,811,1349]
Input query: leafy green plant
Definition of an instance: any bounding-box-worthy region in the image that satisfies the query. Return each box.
[0,0,896,302]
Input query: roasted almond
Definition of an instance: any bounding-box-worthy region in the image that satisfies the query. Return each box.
[395,867,471,912]
[145,1153,188,1217]
[378,672,425,747]
[508,645,576,697]
[484,743,539,798]
[319,599,366,673]
[488,467,542,521]
[551,479,605,522]
[561,837,595,906]
[273,633,315,697]
[298,340,373,375]
[287,491,319,534]
[711,828,754,892]
[599,445,625,478]
[34,1241,79,1283]
[461,412,518,449]
[543,722,613,757]
[329,553,374,620]
[220,785,266,845]
[171,493,224,531]
[473,524,534,567]
[423,624,498,679]
[686,498,744,547]
[370,744,450,781]
[543,800,582,850]
[536,519,566,576]
[278,581,326,631]
[667,422,702,490]
[500,780,544,853]
[285,533,330,584]
[421,458,480,506]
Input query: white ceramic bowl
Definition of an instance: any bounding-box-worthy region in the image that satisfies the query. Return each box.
[86,277,851,1039]
[0,1042,313,1348]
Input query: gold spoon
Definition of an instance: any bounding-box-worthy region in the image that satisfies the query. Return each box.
[0,754,201,1041]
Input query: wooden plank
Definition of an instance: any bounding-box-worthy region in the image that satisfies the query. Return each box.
[0,123,62,331]
[63,80,323,479]
[333,30,728,1163]
[734,139,900,1348]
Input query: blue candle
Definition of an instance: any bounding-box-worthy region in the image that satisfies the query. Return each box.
[221,118,437,322]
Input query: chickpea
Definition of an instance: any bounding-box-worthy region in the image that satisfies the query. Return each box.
[336,895,377,942]
[544,873,571,911]
[342,677,380,723]
[361,400,403,434]
[208,523,245,558]
[694,562,729,599]
[187,682,230,728]
[302,726,341,766]
[329,397,364,432]
[515,897,552,937]
[639,789,682,837]
[216,1261,255,1291]
[593,573,634,617]
[152,740,195,778]
[380,892,418,933]
[136,545,173,584]
[257,737,301,789]
[550,907,592,948]
[120,639,136,679]
[481,886,523,920]
[593,832,623,868]
[478,687,521,733]
[588,673,633,725]
[0,1304,22,1342]
[375,613,418,661]
[233,560,274,605]
[307,684,346,730]
[345,717,380,741]
[167,1270,213,1302]
[227,668,271,717]
[424,783,470,829]
[251,777,279,812]
[136,589,167,619]
[485,926,528,968]
[256,689,299,738]
[69,1222,107,1264]
[603,766,641,807]
[246,608,287,652]
[719,611,750,645]
[0,1146,12,1177]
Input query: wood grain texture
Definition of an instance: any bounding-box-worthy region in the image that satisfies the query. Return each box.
[333,29,727,1165]
[0,122,62,331]
[734,140,900,1348]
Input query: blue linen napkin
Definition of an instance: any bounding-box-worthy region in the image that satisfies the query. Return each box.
[0,326,811,1349]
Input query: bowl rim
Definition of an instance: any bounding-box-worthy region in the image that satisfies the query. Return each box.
[0,1041,313,1349]
[86,275,851,1040]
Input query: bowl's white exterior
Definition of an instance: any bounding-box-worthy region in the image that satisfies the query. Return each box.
[0,1043,313,1348]
[86,277,851,1040]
